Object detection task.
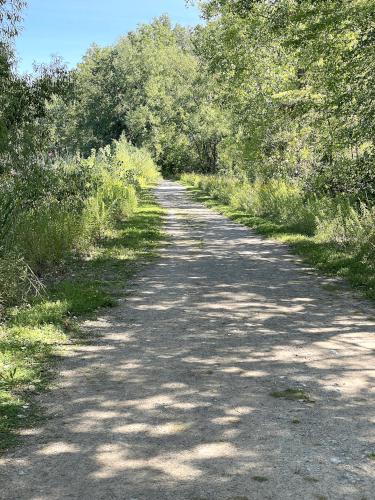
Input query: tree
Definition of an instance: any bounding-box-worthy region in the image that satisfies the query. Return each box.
[51,16,230,175]
[195,0,375,195]
[0,1,71,241]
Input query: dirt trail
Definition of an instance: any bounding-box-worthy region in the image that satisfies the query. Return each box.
[1,180,375,499]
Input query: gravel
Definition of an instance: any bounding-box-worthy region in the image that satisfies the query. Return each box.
[0,180,374,500]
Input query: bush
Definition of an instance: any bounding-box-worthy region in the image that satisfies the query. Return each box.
[113,137,160,188]
[0,136,159,310]
[8,203,83,272]
[98,173,138,222]
[82,184,138,243]
[182,173,309,228]
[0,256,44,312]
[251,180,301,222]
[81,196,111,243]
[316,200,375,257]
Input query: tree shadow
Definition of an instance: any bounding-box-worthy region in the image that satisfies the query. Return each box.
[0,182,374,499]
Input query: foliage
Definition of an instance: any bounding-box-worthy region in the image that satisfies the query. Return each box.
[0,191,165,451]
[47,4,375,193]
[1,0,375,453]
[0,1,72,247]
[0,256,44,311]
[197,0,375,197]
[49,16,230,175]
[0,137,159,309]
[182,172,375,259]
[1,2,374,298]
[182,172,375,299]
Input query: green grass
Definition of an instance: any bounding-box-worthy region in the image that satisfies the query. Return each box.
[303,476,319,483]
[270,388,311,402]
[251,476,269,482]
[0,190,165,452]
[182,184,375,300]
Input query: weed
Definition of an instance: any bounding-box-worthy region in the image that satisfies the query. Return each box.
[0,257,45,311]
[0,191,164,452]
[0,367,17,385]
[9,204,83,272]
[270,388,311,401]
[251,476,269,482]
[181,174,375,300]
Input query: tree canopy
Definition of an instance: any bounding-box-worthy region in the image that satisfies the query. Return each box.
[1,0,375,188]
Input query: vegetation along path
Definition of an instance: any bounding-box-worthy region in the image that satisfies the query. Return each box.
[1,180,375,500]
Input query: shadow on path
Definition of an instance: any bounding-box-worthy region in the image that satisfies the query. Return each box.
[0,181,374,500]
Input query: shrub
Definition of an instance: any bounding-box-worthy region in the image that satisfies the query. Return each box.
[98,173,138,222]
[81,196,111,243]
[316,200,375,257]
[113,137,160,187]
[0,136,159,309]
[7,203,83,273]
[0,256,44,312]
[182,174,308,228]
[251,180,303,224]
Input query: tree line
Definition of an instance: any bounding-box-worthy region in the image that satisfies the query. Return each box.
[3,0,374,191]
[1,0,375,305]
[48,0,375,198]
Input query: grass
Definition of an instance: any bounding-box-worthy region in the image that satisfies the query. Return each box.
[303,476,320,483]
[252,476,269,482]
[182,184,375,301]
[0,190,164,452]
[270,388,311,402]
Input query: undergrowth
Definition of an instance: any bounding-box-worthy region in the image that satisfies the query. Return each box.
[0,136,160,307]
[0,191,164,452]
[181,173,375,300]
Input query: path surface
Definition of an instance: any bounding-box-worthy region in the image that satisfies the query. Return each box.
[1,181,375,500]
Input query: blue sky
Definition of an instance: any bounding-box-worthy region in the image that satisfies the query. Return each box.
[15,0,201,73]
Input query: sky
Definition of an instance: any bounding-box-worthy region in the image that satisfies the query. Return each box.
[15,0,202,74]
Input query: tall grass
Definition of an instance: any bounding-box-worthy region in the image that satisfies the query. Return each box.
[0,191,165,451]
[181,173,375,263]
[0,137,160,310]
[9,203,83,272]
[0,135,162,447]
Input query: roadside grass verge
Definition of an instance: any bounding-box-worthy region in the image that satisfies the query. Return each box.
[181,183,375,301]
[0,190,164,452]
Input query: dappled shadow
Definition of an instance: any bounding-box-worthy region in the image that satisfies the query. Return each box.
[0,181,374,500]
[189,187,373,291]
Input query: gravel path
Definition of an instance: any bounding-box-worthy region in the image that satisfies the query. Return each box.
[1,180,375,499]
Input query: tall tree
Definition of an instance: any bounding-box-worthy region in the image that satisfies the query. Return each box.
[51,16,229,174]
